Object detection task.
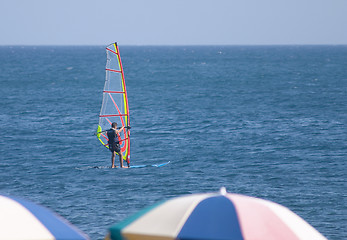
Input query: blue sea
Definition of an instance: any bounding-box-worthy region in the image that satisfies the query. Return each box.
[0,45,346,239]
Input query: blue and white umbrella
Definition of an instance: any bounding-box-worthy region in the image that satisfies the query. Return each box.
[106,188,327,240]
[0,195,89,240]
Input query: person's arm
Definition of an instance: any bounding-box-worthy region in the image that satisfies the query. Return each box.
[118,126,131,129]
[116,126,125,134]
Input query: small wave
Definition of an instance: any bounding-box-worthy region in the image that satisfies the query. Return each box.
[75,166,110,170]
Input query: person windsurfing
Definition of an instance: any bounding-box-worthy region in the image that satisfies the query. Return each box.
[106,122,127,168]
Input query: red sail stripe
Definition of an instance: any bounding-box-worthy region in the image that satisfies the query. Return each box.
[106,47,117,55]
[100,133,108,141]
[119,137,129,143]
[106,68,121,73]
[105,117,112,125]
[100,114,128,117]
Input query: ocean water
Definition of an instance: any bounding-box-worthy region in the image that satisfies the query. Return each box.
[0,45,346,239]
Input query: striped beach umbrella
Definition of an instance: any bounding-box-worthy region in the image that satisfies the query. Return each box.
[0,195,89,240]
[106,188,326,240]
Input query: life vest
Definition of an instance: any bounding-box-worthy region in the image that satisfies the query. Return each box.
[107,128,120,144]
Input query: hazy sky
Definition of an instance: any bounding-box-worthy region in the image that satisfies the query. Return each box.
[1,0,346,45]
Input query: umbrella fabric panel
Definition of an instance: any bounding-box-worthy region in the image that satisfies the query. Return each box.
[228,194,327,240]
[120,194,215,240]
[0,195,89,240]
[0,195,54,240]
[109,200,166,240]
[258,198,328,240]
[177,195,243,240]
[227,194,298,240]
[11,196,88,240]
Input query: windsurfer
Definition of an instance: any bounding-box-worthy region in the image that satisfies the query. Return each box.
[107,122,126,168]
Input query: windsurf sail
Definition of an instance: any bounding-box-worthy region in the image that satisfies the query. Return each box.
[97,42,130,165]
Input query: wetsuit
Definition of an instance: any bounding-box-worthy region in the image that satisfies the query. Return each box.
[107,128,121,153]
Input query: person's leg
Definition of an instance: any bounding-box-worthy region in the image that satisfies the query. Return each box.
[111,151,116,168]
[119,152,124,168]
[126,157,130,168]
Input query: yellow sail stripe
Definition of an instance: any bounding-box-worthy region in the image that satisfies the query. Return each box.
[114,43,130,160]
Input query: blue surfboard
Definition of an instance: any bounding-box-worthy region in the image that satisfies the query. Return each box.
[76,161,170,170]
